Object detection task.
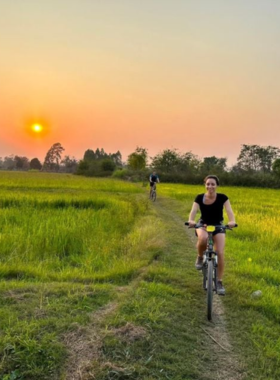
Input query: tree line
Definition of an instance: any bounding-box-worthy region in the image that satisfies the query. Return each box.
[0,143,77,173]
[2,143,280,188]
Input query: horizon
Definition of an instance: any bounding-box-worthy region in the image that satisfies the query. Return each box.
[1,1,280,166]
[1,142,277,169]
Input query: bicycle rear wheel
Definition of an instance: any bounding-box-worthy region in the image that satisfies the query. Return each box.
[207,260,213,320]
[151,190,156,202]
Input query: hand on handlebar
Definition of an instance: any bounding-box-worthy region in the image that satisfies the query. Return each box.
[187,220,197,228]
[227,221,237,228]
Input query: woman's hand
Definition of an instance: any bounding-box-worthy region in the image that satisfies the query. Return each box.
[188,220,197,227]
[228,221,236,228]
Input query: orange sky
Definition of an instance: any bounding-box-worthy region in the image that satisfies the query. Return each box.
[1,0,280,166]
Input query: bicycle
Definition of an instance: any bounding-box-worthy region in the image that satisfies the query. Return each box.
[150,183,157,202]
[185,222,237,321]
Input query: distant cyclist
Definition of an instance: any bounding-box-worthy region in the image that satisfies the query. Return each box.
[187,175,236,295]
[149,171,160,197]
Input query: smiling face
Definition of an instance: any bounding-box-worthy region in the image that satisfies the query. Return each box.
[205,178,218,194]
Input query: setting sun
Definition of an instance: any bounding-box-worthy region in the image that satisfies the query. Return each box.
[25,120,49,139]
[32,124,43,133]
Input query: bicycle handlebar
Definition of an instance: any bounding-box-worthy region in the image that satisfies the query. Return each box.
[185,222,238,230]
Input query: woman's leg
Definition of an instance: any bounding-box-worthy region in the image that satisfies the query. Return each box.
[213,233,226,280]
[196,228,208,257]
[194,229,208,269]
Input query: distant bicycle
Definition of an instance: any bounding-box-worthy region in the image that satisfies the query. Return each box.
[185,222,237,320]
[150,183,157,202]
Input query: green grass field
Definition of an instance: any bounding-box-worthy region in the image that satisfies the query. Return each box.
[0,172,164,379]
[1,172,280,379]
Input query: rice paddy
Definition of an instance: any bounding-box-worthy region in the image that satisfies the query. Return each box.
[1,173,280,379]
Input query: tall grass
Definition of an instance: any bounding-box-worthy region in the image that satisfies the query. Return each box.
[0,171,142,192]
[0,172,168,379]
[0,173,156,283]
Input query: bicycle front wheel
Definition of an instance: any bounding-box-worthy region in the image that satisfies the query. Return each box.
[207,260,213,321]
[202,264,207,290]
[152,190,156,202]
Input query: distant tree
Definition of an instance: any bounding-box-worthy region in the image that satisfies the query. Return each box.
[181,152,201,173]
[272,158,280,177]
[84,148,122,166]
[76,160,89,175]
[237,144,280,173]
[30,158,42,170]
[237,145,261,172]
[84,149,96,161]
[80,148,122,176]
[127,147,148,170]
[200,156,227,175]
[230,164,243,174]
[60,155,78,173]
[151,149,200,174]
[101,159,116,172]
[110,150,122,167]
[96,148,104,160]
[43,143,65,171]
[14,156,29,170]
[151,149,181,173]
[84,148,106,161]
[3,155,16,170]
[258,146,280,172]
[14,156,23,170]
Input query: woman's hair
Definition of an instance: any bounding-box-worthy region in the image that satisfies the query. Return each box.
[204,175,220,186]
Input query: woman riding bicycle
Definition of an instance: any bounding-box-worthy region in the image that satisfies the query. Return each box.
[187,175,236,295]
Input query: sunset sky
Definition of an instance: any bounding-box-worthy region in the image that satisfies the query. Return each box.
[1,0,280,166]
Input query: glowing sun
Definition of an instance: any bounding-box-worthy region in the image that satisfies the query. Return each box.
[32,124,43,133]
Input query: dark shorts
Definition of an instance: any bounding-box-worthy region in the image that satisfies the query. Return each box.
[150,181,156,187]
[195,221,226,237]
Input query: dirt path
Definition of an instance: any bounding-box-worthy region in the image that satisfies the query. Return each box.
[63,194,247,380]
[154,196,246,380]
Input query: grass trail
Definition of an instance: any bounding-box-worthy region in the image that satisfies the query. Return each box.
[91,196,246,380]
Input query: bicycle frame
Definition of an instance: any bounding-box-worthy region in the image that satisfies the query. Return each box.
[203,226,218,291]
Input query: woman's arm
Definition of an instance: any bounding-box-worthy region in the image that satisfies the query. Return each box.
[224,200,236,227]
[188,202,199,226]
